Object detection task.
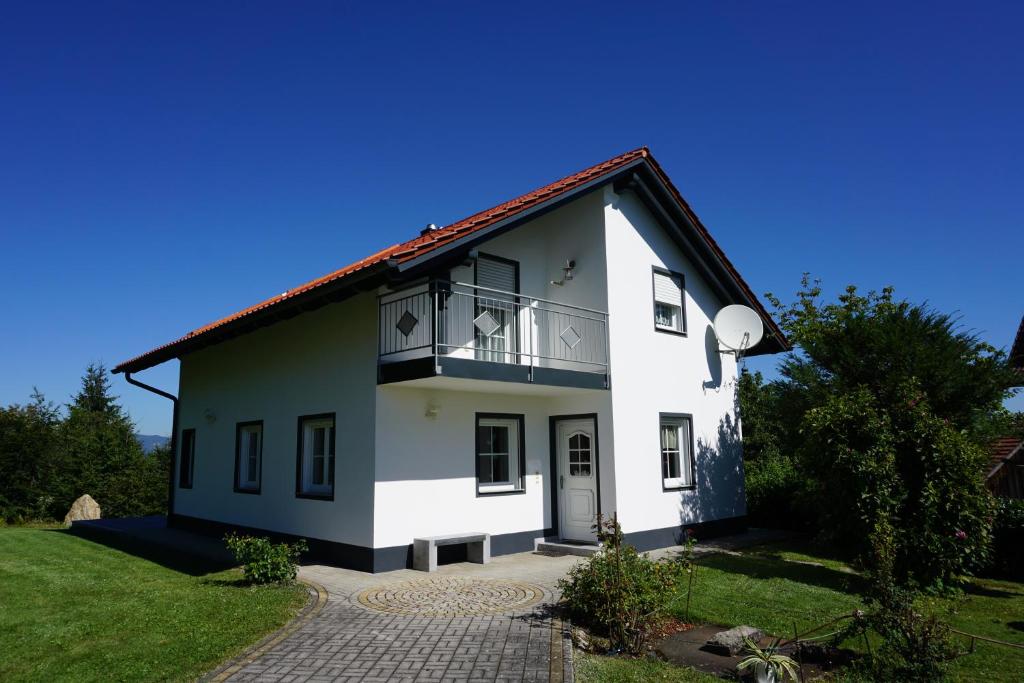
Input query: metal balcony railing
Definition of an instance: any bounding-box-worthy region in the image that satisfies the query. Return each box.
[378,281,609,380]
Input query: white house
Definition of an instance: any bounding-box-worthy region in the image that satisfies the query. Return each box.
[115,148,787,572]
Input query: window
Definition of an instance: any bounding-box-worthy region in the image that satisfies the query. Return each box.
[475,414,525,494]
[652,268,685,334]
[234,421,262,494]
[179,428,196,489]
[660,414,694,489]
[474,254,519,363]
[296,414,335,499]
[567,432,592,476]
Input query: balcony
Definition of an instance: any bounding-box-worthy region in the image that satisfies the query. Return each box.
[378,281,609,390]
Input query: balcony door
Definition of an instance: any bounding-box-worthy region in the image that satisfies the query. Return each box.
[474,254,519,363]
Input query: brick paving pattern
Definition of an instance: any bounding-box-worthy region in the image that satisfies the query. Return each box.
[224,554,580,682]
[216,532,787,681]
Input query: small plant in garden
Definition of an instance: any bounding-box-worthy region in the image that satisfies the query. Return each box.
[677,528,698,622]
[557,513,686,654]
[736,636,799,683]
[224,533,307,585]
[855,515,962,682]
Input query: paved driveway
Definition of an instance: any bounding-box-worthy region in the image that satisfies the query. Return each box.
[215,552,585,682]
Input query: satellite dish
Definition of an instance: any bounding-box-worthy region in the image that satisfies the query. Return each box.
[713,305,764,354]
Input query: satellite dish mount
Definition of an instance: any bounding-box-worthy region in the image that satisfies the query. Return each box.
[713,305,765,362]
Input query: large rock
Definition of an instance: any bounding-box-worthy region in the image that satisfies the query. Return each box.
[63,494,101,526]
[704,625,763,656]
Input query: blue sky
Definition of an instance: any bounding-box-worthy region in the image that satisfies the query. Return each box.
[1,2,1021,435]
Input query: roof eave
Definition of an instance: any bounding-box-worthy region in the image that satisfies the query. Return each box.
[112,259,393,375]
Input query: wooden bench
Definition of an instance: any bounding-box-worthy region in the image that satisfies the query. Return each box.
[413,533,490,572]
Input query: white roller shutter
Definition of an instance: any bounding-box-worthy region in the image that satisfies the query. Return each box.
[477,257,516,297]
[653,271,683,307]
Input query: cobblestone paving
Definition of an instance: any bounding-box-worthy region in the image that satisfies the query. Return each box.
[224,553,583,682]
[356,577,546,617]
[218,532,790,681]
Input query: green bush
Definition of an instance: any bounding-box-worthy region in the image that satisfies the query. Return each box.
[224,533,307,584]
[743,452,808,530]
[800,382,994,588]
[987,498,1024,580]
[557,515,685,654]
[858,516,961,682]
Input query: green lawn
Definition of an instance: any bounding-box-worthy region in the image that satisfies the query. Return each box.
[0,527,307,682]
[580,541,1024,682]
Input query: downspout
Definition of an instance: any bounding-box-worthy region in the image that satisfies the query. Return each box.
[124,372,179,520]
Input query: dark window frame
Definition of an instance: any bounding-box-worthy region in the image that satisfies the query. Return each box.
[659,412,696,491]
[233,420,263,495]
[295,413,336,501]
[473,253,521,361]
[475,412,526,497]
[179,428,196,489]
[651,266,687,336]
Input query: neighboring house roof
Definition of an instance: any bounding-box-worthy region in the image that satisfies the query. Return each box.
[114,147,789,375]
[1011,315,1024,370]
[988,435,1023,479]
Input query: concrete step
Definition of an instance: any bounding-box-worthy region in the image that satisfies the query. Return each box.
[535,541,601,557]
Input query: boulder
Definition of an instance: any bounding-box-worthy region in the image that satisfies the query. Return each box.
[704,625,763,656]
[63,494,101,526]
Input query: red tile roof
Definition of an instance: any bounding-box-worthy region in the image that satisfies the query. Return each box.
[988,436,1023,476]
[114,147,787,374]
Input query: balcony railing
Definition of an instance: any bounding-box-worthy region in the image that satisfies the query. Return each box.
[378,281,609,382]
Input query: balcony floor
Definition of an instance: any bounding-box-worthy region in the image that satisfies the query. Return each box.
[378,356,608,393]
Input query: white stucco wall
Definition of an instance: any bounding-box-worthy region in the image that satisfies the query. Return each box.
[173,178,750,555]
[602,185,746,535]
[175,292,378,547]
[372,383,613,548]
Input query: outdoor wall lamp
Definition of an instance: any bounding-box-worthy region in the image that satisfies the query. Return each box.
[551,259,576,286]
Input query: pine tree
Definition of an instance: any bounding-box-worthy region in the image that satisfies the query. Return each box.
[61,363,152,517]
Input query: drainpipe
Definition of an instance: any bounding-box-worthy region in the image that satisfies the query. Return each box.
[124,372,179,520]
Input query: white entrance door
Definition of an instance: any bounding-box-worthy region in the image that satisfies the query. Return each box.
[557,417,598,542]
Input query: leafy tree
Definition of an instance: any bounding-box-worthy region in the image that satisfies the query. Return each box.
[0,390,62,521]
[741,276,1016,587]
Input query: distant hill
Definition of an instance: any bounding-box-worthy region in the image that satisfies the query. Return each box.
[136,434,170,453]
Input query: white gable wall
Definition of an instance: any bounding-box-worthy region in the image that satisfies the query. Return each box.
[602,186,746,536]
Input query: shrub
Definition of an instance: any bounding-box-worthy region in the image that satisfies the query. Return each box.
[987,498,1024,579]
[743,452,807,530]
[800,382,994,588]
[557,515,685,654]
[224,533,307,584]
[858,515,961,682]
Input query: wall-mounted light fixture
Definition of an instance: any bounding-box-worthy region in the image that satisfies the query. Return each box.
[424,402,440,420]
[551,259,576,286]
[203,409,217,424]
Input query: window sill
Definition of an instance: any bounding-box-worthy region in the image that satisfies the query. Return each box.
[654,325,687,337]
[233,486,261,495]
[296,491,334,501]
[477,486,526,497]
[662,480,695,491]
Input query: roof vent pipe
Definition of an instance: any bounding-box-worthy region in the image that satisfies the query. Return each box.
[420,223,440,236]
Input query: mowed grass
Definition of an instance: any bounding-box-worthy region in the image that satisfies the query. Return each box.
[580,541,1024,682]
[0,527,307,682]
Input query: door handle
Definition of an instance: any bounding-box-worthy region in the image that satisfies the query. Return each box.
[560,475,564,489]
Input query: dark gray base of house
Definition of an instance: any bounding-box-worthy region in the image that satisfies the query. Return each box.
[168,512,747,573]
[623,515,747,552]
